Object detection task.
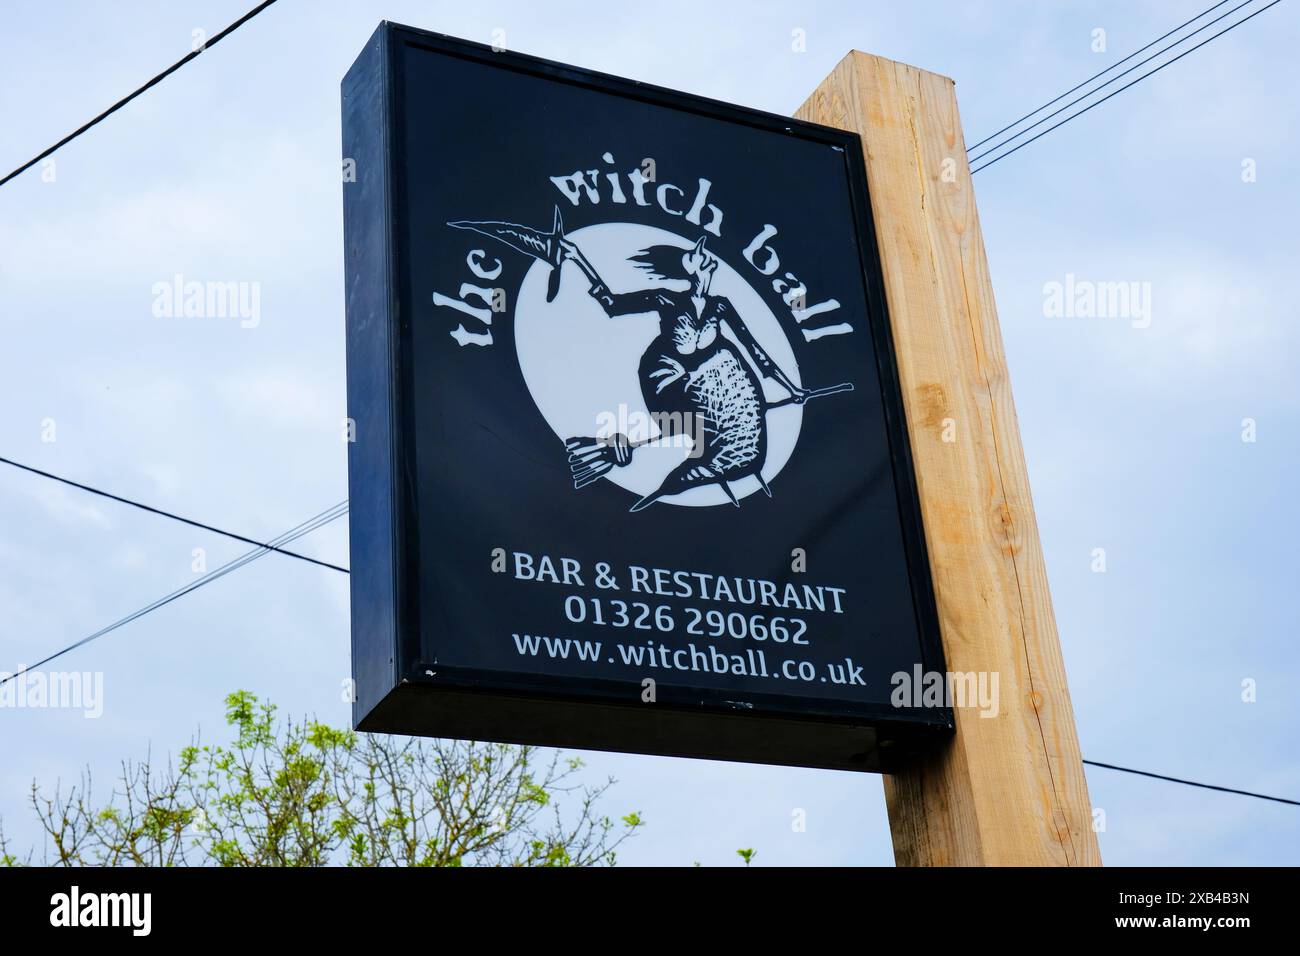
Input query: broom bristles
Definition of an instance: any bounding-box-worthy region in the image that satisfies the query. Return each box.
[564,434,632,490]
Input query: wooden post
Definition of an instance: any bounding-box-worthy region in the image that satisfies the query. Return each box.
[797,52,1101,866]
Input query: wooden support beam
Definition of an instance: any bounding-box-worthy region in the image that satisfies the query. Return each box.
[797,52,1101,866]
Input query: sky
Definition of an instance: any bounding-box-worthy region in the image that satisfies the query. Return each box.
[0,0,1296,866]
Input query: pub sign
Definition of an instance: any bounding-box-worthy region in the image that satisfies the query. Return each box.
[342,23,950,771]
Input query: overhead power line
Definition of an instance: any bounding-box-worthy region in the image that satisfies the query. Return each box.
[4,462,1295,813]
[967,0,1235,153]
[0,456,347,574]
[7,476,1295,812]
[969,0,1257,167]
[1084,760,1299,807]
[970,0,1283,174]
[0,0,282,189]
[0,500,348,687]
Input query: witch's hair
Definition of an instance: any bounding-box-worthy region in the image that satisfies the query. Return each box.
[628,244,692,281]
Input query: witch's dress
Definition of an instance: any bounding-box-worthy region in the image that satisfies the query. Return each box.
[587,280,774,510]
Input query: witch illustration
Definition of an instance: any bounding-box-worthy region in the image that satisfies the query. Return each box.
[449,208,853,512]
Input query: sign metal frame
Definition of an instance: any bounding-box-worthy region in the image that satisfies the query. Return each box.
[343,22,951,772]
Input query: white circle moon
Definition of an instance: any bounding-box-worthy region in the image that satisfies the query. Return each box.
[514,222,803,507]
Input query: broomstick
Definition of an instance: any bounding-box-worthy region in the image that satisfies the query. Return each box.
[563,382,854,490]
[565,432,646,489]
[766,381,854,409]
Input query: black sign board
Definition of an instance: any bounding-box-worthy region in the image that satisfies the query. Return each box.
[342,23,950,771]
